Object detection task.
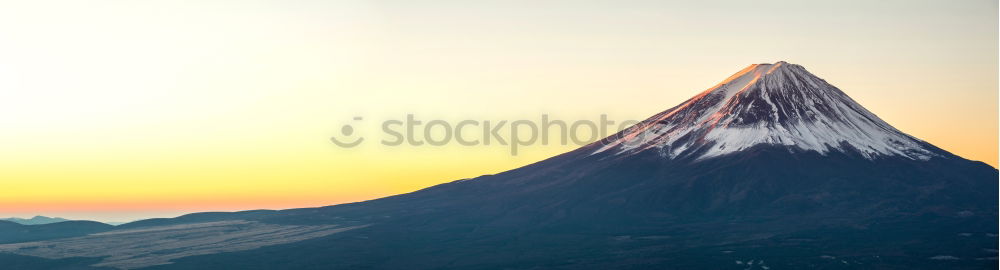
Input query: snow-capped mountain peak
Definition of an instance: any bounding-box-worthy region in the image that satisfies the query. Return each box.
[593,61,937,161]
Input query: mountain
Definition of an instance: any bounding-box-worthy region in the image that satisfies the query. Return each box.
[0,62,995,269]
[0,220,114,244]
[1,216,70,225]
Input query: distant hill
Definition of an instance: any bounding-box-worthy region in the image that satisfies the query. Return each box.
[1,216,69,225]
[0,220,114,244]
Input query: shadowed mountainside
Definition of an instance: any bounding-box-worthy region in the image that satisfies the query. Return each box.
[0,220,114,244]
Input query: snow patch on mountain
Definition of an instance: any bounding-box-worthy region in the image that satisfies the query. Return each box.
[593,61,936,161]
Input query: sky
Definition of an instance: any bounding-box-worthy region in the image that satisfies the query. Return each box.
[0,0,996,223]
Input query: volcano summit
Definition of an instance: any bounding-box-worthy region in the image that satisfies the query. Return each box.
[595,61,935,161]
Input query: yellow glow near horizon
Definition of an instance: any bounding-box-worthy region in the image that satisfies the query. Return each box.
[0,0,996,222]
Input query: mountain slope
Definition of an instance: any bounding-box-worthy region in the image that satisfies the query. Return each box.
[0,220,114,244]
[151,145,996,269]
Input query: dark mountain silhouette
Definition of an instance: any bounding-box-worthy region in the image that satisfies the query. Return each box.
[113,210,276,230]
[2,62,996,269]
[0,220,114,244]
[1,216,70,225]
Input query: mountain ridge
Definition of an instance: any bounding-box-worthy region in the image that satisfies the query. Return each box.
[1,216,70,225]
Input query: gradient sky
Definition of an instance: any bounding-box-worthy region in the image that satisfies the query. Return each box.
[0,0,996,223]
